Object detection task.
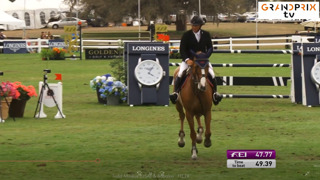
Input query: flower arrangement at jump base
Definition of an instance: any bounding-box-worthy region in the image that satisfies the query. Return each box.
[90,74,128,105]
[50,47,67,60]
[41,47,67,60]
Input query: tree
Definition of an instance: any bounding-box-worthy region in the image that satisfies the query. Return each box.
[64,0,255,25]
[63,0,80,17]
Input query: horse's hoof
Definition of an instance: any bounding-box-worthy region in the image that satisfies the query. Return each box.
[191,146,198,160]
[196,135,203,144]
[204,139,212,147]
[178,140,185,147]
[191,154,197,160]
[196,127,203,143]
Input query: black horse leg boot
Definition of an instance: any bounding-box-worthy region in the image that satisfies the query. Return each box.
[170,76,182,104]
[208,76,222,105]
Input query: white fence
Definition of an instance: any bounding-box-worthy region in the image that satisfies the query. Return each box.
[0,35,314,53]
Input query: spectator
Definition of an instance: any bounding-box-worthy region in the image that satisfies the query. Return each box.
[147,21,155,41]
[47,31,53,39]
[0,31,6,39]
[40,32,46,39]
[0,31,6,53]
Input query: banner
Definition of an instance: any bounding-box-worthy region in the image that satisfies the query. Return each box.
[3,41,28,54]
[85,49,122,59]
[49,39,66,49]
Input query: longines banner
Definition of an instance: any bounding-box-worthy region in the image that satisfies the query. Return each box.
[85,49,122,59]
[49,40,66,49]
[3,41,28,54]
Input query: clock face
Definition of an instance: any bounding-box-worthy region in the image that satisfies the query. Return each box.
[134,60,163,86]
[311,62,320,85]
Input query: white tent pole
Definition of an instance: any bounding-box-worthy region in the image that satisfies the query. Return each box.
[138,0,141,40]
[23,0,26,39]
[255,0,258,38]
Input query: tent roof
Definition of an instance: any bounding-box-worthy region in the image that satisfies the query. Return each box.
[0,0,68,11]
[0,10,25,26]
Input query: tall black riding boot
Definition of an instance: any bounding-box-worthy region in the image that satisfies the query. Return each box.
[208,76,222,105]
[169,77,182,104]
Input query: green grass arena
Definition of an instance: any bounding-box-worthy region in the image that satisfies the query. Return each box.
[0,52,319,179]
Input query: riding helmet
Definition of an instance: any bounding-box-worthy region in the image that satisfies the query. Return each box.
[191,16,204,26]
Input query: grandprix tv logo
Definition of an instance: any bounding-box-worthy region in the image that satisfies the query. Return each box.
[258,1,319,20]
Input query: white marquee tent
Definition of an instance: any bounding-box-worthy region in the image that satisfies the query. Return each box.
[0,10,25,30]
[1,0,69,29]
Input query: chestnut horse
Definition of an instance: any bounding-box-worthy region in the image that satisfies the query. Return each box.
[174,49,213,160]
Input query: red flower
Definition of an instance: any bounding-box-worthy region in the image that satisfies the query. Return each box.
[12,81,37,101]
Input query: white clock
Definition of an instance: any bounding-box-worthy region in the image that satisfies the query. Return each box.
[311,61,320,85]
[134,58,164,86]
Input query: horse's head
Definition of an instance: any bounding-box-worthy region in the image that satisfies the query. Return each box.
[190,48,212,91]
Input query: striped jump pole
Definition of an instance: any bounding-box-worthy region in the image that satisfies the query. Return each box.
[222,94,290,99]
[211,49,299,54]
[169,63,290,67]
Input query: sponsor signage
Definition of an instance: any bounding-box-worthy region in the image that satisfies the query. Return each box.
[128,44,169,54]
[302,43,320,55]
[3,41,28,54]
[85,49,122,59]
[49,40,66,49]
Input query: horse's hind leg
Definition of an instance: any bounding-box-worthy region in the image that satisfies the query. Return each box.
[195,115,203,144]
[176,101,185,148]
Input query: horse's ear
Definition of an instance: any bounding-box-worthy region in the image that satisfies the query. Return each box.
[190,49,198,58]
[206,48,213,58]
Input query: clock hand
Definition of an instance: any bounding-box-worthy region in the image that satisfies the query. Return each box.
[148,72,155,77]
[149,65,154,71]
[147,65,155,76]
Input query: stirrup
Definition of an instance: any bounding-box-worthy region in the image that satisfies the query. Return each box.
[170,92,179,104]
[213,92,222,105]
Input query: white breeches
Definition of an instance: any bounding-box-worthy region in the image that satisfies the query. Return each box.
[178,61,215,78]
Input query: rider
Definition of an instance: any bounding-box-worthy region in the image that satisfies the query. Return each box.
[169,16,222,105]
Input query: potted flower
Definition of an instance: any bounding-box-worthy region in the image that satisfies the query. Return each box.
[90,74,111,104]
[90,74,128,105]
[9,82,37,117]
[48,47,67,60]
[0,81,19,120]
[99,76,127,105]
[40,48,50,60]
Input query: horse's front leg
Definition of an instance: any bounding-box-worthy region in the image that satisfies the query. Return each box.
[186,112,198,160]
[204,111,212,148]
[176,100,185,147]
[178,122,185,147]
[195,115,203,144]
